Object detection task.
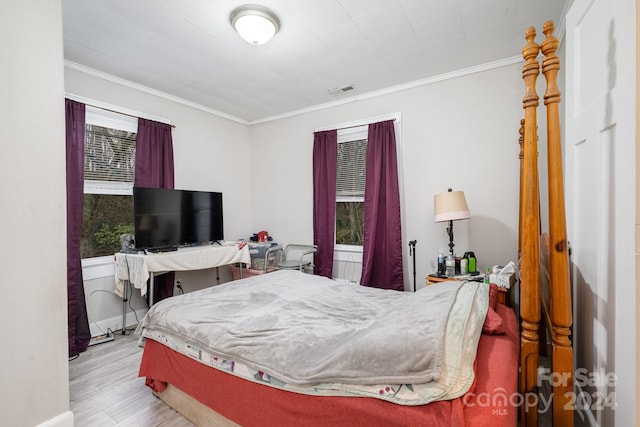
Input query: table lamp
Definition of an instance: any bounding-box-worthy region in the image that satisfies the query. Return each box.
[434,188,470,256]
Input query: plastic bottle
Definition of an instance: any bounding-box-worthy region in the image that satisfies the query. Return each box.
[445,254,455,277]
[437,249,446,275]
[460,258,468,275]
[484,267,491,284]
[464,251,476,273]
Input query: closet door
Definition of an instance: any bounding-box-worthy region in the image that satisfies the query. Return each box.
[564,0,636,426]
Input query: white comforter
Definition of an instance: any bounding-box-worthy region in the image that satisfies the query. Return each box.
[137,270,488,388]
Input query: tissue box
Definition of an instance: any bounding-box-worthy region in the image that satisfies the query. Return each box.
[489,271,516,289]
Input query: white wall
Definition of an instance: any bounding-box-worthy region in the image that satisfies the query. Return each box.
[250,63,530,290]
[65,67,254,332]
[0,1,73,426]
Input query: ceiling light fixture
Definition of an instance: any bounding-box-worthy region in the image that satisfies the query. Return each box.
[230,5,280,45]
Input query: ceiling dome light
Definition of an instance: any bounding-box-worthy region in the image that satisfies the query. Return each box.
[231,5,280,45]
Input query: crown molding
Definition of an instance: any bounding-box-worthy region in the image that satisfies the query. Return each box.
[250,55,523,125]
[66,54,527,128]
[64,60,249,125]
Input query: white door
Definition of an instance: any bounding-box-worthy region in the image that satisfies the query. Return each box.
[565,0,636,426]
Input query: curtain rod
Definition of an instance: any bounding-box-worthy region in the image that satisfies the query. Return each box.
[86,103,176,128]
[328,117,397,132]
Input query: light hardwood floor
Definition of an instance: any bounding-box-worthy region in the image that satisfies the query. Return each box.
[69,331,193,426]
[69,329,553,427]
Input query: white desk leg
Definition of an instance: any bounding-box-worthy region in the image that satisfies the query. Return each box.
[122,280,128,335]
[149,273,155,307]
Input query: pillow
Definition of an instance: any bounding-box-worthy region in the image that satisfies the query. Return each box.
[488,283,499,309]
[482,284,505,335]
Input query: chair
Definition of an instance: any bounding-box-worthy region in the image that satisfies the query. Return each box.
[277,244,317,273]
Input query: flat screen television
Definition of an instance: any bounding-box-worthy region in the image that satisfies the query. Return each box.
[133,187,223,250]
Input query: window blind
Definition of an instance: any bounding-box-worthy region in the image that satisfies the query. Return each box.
[84,124,136,183]
[336,138,367,197]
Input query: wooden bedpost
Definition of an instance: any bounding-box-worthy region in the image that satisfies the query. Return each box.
[541,20,574,426]
[518,118,525,258]
[520,26,541,427]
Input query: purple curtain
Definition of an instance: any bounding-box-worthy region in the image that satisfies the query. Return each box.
[360,120,404,290]
[135,118,175,303]
[65,99,91,357]
[312,130,337,278]
[134,118,175,189]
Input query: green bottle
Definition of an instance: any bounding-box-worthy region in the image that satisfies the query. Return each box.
[464,251,476,273]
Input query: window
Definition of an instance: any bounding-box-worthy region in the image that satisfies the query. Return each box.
[81,107,137,259]
[335,127,368,248]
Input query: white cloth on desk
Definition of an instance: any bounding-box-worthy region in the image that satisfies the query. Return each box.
[114,243,251,297]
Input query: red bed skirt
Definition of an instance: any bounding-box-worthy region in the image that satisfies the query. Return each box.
[139,304,518,426]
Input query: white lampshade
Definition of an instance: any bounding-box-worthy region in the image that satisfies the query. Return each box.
[434,189,470,222]
[231,6,280,45]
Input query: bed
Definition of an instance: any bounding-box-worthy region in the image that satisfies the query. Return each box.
[138,270,518,426]
[136,20,573,426]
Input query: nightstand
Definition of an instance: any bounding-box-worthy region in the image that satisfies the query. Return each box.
[426,274,510,305]
[425,274,454,286]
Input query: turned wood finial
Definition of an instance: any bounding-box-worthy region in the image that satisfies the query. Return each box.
[522,26,539,65]
[522,27,540,109]
[541,21,561,106]
[543,20,556,42]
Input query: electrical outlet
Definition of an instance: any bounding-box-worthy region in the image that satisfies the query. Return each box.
[176,279,184,294]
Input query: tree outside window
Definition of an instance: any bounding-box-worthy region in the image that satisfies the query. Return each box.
[335,138,366,246]
[81,122,136,259]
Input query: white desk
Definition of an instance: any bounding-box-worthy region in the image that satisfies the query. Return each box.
[114,242,251,304]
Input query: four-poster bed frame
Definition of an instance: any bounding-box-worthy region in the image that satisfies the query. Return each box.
[519,20,574,426]
[134,20,575,426]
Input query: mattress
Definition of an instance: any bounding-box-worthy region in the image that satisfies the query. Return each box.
[136,270,489,404]
[139,303,518,426]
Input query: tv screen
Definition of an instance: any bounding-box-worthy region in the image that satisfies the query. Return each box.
[133,187,223,250]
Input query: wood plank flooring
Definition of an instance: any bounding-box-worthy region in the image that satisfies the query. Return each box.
[70,330,553,427]
[69,331,193,427]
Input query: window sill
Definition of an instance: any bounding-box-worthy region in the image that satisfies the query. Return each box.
[81,255,115,280]
[333,245,363,263]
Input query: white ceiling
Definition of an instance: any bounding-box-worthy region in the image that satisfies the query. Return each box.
[62,0,570,123]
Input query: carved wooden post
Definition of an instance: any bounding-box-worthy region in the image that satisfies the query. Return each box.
[541,20,574,427]
[520,25,541,427]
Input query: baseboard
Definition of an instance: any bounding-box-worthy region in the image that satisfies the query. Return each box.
[89,308,147,338]
[35,410,74,427]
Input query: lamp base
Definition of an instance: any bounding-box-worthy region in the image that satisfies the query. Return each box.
[447,219,455,256]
